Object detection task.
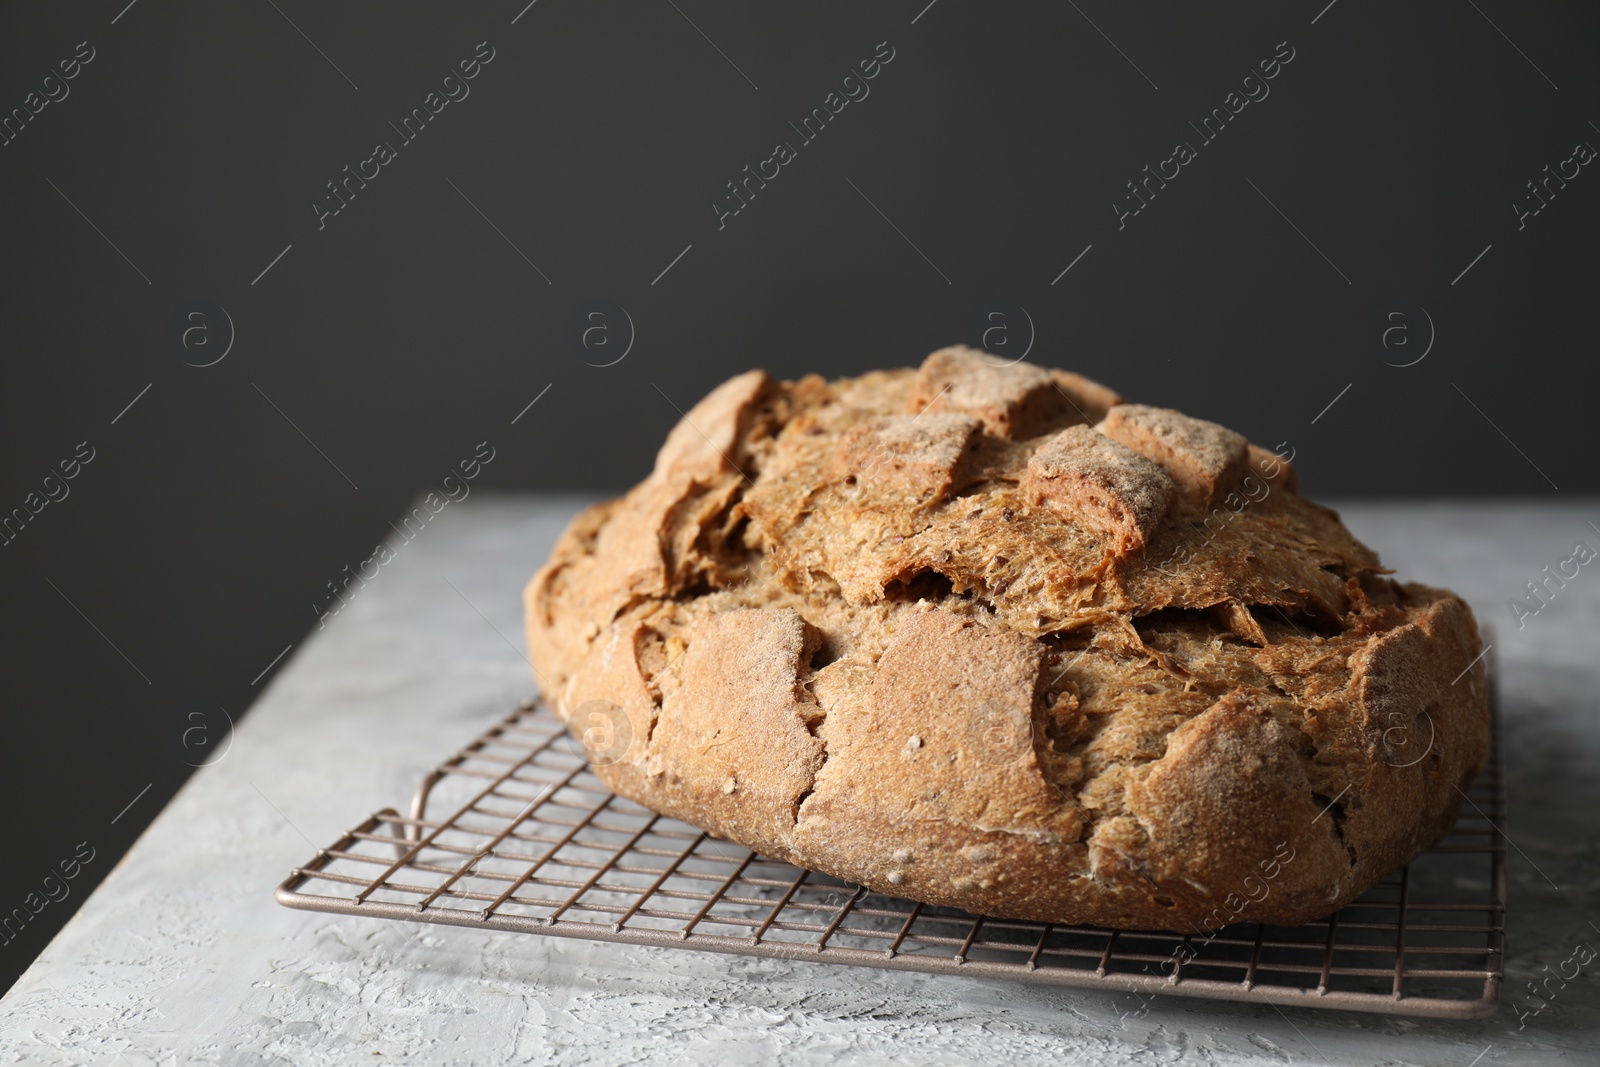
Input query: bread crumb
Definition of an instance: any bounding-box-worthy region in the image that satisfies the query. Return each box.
[963,846,994,863]
[892,848,914,864]
[721,776,737,794]
[906,735,923,750]
[887,870,904,885]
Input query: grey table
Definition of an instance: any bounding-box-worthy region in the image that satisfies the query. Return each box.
[4,494,1598,1066]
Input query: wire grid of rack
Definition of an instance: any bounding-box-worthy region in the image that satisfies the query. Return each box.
[277,689,1504,1019]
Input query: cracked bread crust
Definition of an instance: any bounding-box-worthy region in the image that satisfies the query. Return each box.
[524,348,1491,932]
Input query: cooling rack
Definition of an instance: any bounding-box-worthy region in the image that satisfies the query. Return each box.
[277,681,1504,1019]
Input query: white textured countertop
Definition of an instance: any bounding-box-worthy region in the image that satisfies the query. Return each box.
[4,494,1598,1066]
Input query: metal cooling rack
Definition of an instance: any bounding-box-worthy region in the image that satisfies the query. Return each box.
[277,684,1504,1019]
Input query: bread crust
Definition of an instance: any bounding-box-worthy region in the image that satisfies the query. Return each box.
[524,348,1490,931]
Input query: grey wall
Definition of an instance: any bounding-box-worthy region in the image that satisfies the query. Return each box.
[1,0,1593,986]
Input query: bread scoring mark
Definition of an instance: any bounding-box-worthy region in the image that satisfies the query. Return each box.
[1121,689,1343,907]
[1310,789,1358,871]
[608,371,812,615]
[651,369,775,483]
[1021,425,1176,554]
[1097,403,1249,511]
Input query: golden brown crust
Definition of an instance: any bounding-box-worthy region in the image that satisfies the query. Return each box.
[1022,425,1176,553]
[830,413,982,510]
[524,347,1491,931]
[1098,403,1249,511]
[906,346,1076,438]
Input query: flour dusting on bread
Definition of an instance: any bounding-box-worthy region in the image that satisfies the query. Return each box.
[524,347,1490,931]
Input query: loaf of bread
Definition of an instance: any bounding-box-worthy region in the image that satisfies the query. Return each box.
[524,348,1490,931]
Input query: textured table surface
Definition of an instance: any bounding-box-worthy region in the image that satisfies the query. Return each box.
[4,494,1598,1066]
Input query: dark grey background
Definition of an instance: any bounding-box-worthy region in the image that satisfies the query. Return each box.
[1,0,1592,989]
